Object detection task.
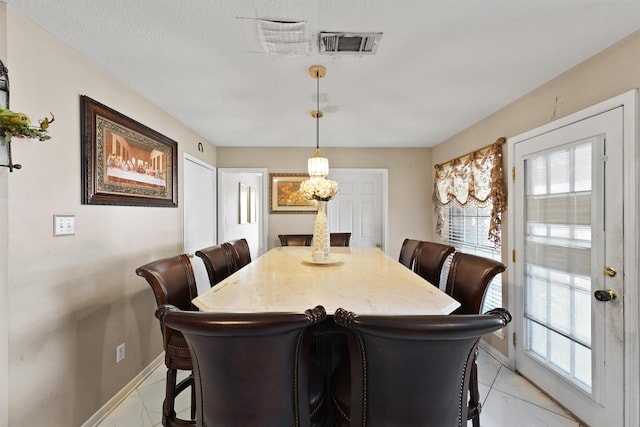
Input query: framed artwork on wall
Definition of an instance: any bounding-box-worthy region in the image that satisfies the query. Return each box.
[269,173,317,213]
[80,95,178,207]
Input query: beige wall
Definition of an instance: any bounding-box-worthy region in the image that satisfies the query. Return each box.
[217,147,434,257]
[432,30,640,355]
[2,8,214,426]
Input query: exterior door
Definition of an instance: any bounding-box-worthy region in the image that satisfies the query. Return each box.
[327,169,388,251]
[511,107,624,426]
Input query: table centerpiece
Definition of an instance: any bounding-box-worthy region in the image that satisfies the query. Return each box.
[299,177,338,261]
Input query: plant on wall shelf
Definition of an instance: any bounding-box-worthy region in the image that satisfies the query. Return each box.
[0,106,54,144]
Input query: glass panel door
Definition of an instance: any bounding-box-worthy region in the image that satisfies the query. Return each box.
[512,106,625,426]
[523,140,594,393]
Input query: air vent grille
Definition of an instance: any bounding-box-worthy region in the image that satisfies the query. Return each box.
[319,32,382,55]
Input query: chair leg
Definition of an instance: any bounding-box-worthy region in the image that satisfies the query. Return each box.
[190,373,196,419]
[163,368,178,426]
[164,368,196,426]
[467,350,481,427]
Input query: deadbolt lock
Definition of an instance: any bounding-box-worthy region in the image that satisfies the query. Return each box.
[604,266,617,277]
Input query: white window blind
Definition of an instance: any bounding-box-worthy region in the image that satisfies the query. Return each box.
[523,141,593,389]
[448,204,503,312]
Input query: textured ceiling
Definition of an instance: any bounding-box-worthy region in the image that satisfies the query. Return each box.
[5,0,640,148]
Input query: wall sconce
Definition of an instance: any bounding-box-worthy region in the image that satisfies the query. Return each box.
[0,60,20,172]
[0,59,54,172]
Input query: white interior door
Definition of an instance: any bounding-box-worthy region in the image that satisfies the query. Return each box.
[511,107,624,426]
[327,169,388,251]
[183,154,216,295]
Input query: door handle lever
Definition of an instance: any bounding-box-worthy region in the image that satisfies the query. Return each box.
[594,289,617,302]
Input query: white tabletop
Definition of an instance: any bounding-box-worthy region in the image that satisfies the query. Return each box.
[192,247,460,316]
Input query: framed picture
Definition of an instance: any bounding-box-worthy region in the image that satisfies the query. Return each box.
[80,95,178,207]
[269,173,317,213]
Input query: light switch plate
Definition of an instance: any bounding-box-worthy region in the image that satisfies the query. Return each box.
[53,215,75,236]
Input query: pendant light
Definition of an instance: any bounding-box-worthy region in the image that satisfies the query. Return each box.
[307,65,329,180]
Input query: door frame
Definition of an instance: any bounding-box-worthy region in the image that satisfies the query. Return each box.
[507,89,638,426]
[329,168,389,253]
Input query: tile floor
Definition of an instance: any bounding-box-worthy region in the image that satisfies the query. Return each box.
[95,348,582,427]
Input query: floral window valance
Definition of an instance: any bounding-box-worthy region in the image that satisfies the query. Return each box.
[433,137,506,246]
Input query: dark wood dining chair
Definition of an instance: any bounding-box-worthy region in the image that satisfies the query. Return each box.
[135,254,197,426]
[413,240,455,287]
[445,252,507,427]
[330,232,351,247]
[279,234,313,246]
[331,307,512,427]
[398,238,422,269]
[156,304,328,427]
[446,252,506,315]
[194,243,236,287]
[227,238,251,269]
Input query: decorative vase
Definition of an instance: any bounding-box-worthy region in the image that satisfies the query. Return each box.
[312,200,330,261]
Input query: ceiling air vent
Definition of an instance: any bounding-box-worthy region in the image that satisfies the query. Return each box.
[319,32,382,55]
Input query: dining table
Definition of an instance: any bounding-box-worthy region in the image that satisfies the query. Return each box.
[192,246,461,426]
[192,246,460,315]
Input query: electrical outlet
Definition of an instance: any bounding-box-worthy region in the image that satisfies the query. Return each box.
[116,343,125,363]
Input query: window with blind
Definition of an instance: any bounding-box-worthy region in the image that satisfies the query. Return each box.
[448,203,503,312]
[433,139,506,313]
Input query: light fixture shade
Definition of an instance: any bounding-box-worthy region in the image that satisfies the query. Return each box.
[308,149,329,178]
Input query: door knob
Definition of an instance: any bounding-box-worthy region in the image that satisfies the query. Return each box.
[604,266,617,277]
[594,289,617,302]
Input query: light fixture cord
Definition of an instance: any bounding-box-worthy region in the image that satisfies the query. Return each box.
[316,69,320,150]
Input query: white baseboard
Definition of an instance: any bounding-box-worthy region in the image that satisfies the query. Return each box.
[81,353,164,427]
[479,341,512,370]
